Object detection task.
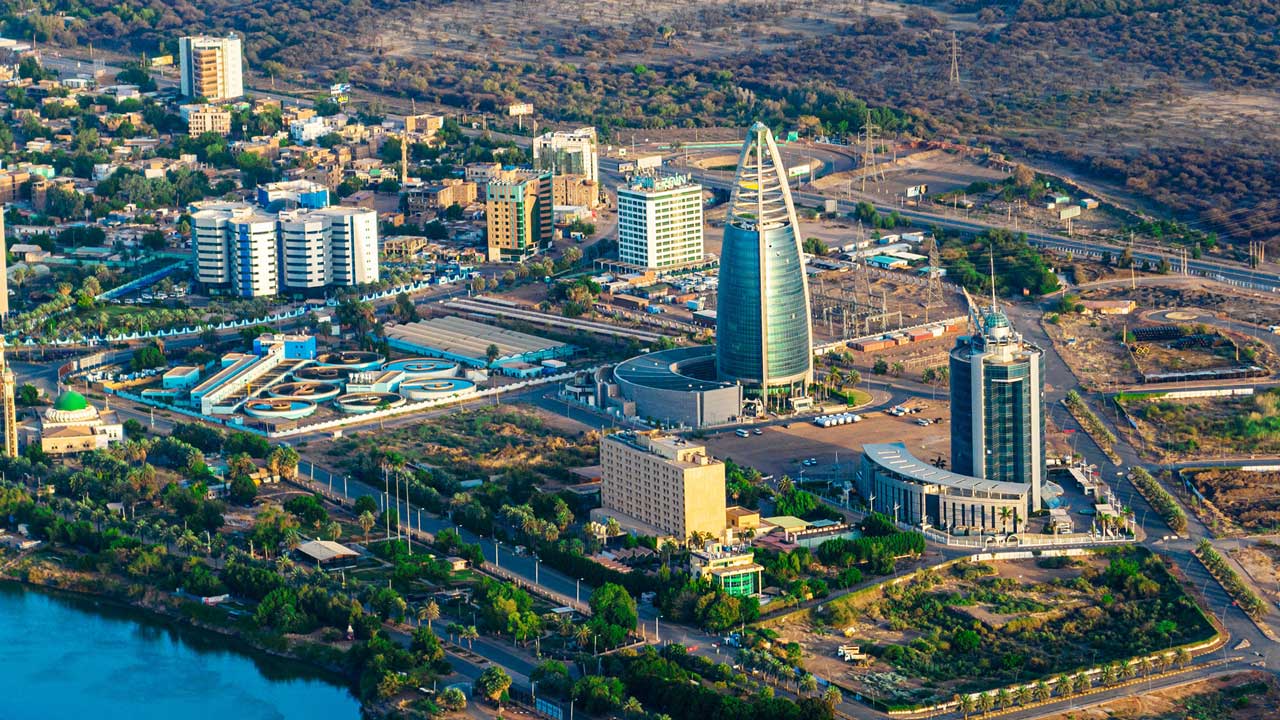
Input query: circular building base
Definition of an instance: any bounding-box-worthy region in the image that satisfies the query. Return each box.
[334,392,405,414]
[243,398,318,420]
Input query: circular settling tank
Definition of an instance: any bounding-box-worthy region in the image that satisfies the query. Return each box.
[267,381,342,402]
[380,358,458,379]
[243,398,318,420]
[313,351,384,372]
[399,377,476,402]
[333,392,405,414]
[293,365,356,383]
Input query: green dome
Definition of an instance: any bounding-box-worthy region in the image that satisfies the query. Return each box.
[54,391,88,412]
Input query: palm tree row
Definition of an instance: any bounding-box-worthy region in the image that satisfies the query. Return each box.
[953,649,1193,718]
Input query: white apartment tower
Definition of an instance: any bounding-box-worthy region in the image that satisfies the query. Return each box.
[227,212,280,297]
[325,206,379,286]
[617,175,704,270]
[179,35,244,102]
[192,203,378,297]
[533,127,598,183]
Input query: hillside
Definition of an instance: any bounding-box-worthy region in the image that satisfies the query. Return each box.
[7,0,1279,244]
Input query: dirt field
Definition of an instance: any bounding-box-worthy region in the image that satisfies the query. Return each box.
[1035,671,1280,720]
[1185,468,1280,534]
[1043,312,1137,387]
[1232,541,1280,607]
[812,149,1010,197]
[1087,283,1280,328]
[702,405,949,480]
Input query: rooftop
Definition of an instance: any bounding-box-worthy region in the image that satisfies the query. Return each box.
[296,540,358,563]
[613,345,735,393]
[384,315,566,363]
[863,442,1030,498]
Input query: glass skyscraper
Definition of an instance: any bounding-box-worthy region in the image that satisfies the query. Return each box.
[949,307,1045,510]
[716,122,813,404]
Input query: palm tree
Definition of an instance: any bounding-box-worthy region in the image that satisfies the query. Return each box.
[976,692,994,715]
[574,624,591,648]
[1175,647,1191,668]
[800,674,818,696]
[462,625,479,650]
[1055,674,1074,697]
[822,685,842,709]
[324,521,342,541]
[621,697,644,718]
[422,600,440,631]
[1076,672,1093,692]
[445,622,463,644]
[357,510,376,544]
[282,527,301,553]
[1159,653,1174,673]
[996,688,1011,709]
[957,694,975,719]
[1139,657,1154,677]
[1033,679,1050,702]
[1015,685,1033,706]
[1120,659,1136,681]
[1101,664,1118,685]
[998,506,1013,533]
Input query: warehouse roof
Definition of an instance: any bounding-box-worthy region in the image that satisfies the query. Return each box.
[384,315,566,364]
[296,540,358,563]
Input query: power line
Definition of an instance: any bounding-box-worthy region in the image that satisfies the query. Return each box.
[949,31,961,87]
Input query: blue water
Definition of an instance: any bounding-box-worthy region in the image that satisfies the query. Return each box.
[0,583,361,720]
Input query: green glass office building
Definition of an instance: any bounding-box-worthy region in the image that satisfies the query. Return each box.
[716,122,813,404]
[949,308,1044,512]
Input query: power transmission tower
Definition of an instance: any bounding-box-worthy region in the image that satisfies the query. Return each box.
[949,31,961,87]
[924,237,943,317]
[855,257,875,333]
[859,110,884,193]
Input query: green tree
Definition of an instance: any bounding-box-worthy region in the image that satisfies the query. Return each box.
[475,666,511,707]
[437,687,466,711]
[15,384,39,406]
[228,475,258,506]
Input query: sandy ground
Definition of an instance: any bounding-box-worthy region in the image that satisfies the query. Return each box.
[1035,670,1280,720]
[1232,543,1280,606]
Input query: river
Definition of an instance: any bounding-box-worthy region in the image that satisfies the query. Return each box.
[0,583,361,720]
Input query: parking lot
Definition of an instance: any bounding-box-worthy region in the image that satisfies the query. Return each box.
[703,403,952,480]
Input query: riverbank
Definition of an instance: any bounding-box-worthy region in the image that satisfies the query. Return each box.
[1,552,365,710]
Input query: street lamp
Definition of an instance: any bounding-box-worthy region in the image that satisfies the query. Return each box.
[576,578,582,605]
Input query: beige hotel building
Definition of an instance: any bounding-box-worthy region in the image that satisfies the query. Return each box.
[599,431,726,543]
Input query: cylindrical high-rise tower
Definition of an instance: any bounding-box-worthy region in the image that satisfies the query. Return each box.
[949,307,1045,511]
[716,123,813,405]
